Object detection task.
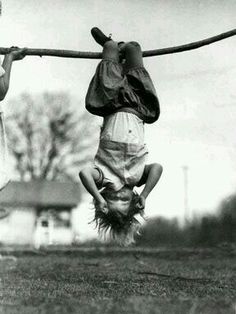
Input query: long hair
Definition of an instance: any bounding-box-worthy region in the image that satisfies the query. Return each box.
[93,191,144,246]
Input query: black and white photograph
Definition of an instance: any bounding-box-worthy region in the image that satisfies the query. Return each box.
[0,1,235,313]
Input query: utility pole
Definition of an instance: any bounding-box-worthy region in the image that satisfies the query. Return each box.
[182,165,189,221]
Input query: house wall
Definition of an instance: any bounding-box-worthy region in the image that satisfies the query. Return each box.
[0,207,37,245]
[0,181,81,246]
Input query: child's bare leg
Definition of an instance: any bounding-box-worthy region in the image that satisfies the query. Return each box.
[102,40,120,63]
[122,41,144,71]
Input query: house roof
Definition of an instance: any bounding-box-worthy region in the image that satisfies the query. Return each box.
[0,181,81,209]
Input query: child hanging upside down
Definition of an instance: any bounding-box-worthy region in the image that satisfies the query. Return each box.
[79,28,163,245]
[0,47,26,219]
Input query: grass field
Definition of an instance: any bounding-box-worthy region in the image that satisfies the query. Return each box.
[0,247,236,314]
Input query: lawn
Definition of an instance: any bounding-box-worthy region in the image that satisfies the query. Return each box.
[0,247,236,313]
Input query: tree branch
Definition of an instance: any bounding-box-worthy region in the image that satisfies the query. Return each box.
[144,29,236,57]
[0,29,235,59]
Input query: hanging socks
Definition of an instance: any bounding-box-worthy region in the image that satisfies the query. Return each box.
[91,27,112,46]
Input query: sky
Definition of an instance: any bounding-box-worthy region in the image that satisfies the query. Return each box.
[0,0,236,222]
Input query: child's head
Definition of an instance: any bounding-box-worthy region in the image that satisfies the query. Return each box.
[93,186,144,245]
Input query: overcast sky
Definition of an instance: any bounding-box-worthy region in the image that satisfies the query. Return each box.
[0,0,236,220]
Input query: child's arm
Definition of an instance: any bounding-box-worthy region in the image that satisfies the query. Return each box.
[0,48,26,100]
[79,166,108,212]
[136,163,163,209]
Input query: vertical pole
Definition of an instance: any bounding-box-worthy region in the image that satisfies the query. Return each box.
[182,165,189,221]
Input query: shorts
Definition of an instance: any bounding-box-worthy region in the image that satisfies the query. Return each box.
[94,139,148,191]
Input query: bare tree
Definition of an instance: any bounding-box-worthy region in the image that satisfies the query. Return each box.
[5,92,99,182]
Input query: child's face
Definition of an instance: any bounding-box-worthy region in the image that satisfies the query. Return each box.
[103,186,133,215]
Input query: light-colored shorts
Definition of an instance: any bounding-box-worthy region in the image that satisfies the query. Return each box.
[94,112,148,191]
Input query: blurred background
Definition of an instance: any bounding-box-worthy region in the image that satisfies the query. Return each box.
[0,0,235,248]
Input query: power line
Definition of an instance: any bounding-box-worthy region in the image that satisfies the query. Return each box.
[182,165,189,221]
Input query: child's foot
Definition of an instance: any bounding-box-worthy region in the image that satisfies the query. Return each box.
[91,27,112,47]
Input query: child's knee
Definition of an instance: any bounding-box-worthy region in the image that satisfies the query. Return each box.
[103,40,119,52]
[123,41,143,69]
[157,164,163,176]
[159,164,163,173]
[0,171,10,191]
[102,41,120,61]
[124,41,142,53]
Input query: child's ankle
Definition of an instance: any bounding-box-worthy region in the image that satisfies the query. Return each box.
[103,40,119,50]
[102,41,120,62]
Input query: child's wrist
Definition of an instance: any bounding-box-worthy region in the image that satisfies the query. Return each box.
[4,54,14,62]
[95,194,105,204]
[140,192,147,200]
